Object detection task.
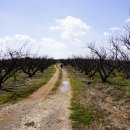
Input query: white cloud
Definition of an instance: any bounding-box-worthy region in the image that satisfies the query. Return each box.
[0,37,13,44]
[0,38,5,50]
[104,32,112,37]
[41,37,67,49]
[0,34,66,50]
[0,34,37,52]
[0,34,36,45]
[4,36,14,41]
[126,18,130,23]
[50,16,90,41]
[0,38,4,44]
[109,27,122,31]
[14,34,36,43]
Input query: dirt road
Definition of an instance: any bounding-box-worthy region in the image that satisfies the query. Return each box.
[0,66,72,130]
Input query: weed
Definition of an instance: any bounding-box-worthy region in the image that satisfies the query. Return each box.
[0,66,55,104]
[70,103,93,129]
[67,66,105,129]
[51,67,62,94]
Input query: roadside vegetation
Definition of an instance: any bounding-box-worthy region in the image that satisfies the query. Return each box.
[0,66,55,104]
[51,64,62,94]
[67,66,105,130]
[0,47,56,104]
[62,25,130,130]
[66,65,130,130]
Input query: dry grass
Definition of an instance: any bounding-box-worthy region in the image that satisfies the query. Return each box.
[0,66,56,104]
[67,66,130,130]
[51,65,62,94]
[67,66,105,130]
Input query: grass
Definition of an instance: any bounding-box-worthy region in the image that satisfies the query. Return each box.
[108,72,130,100]
[0,66,56,104]
[68,67,95,130]
[51,65,62,94]
[67,66,130,129]
[70,103,93,129]
[89,70,130,101]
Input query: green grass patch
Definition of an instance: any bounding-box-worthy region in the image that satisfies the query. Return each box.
[89,70,130,101]
[67,66,103,129]
[67,66,130,129]
[69,75,83,101]
[0,66,56,104]
[70,103,93,129]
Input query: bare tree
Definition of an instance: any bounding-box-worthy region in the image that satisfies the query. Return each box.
[20,57,40,77]
[119,25,130,49]
[0,50,21,88]
[110,36,130,78]
[88,43,120,82]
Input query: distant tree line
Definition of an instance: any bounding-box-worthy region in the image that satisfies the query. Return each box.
[0,48,55,88]
[61,25,130,83]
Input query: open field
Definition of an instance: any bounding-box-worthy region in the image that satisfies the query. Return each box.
[1,1,130,130]
[0,66,55,104]
[0,65,72,130]
[0,63,130,130]
[67,65,130,130]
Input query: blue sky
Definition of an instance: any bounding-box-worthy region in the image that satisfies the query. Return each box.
[0,0,130,58]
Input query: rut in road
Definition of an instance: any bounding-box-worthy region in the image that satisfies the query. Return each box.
[0,66,72,130]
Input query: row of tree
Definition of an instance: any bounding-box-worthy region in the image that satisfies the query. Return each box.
[0,49,55,88]
[61,25,130,83]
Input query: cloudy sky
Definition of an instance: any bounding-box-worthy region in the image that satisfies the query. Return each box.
[0,0,130,58]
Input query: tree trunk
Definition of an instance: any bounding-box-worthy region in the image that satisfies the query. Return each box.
[29,74,33,78]
[0,82,2,89]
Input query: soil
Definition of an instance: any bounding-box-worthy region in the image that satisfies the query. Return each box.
[0,66,72,130]
[68,68,130,130]
[79,83,130,130]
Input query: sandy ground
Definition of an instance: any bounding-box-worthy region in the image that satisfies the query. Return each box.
[0,66,72,130]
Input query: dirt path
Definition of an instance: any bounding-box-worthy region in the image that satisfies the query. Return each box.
[0,66,72,130]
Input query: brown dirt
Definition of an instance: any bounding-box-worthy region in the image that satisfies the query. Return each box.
[0,66,72,130]
[89,89,130,130]
[79,84,130,130]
